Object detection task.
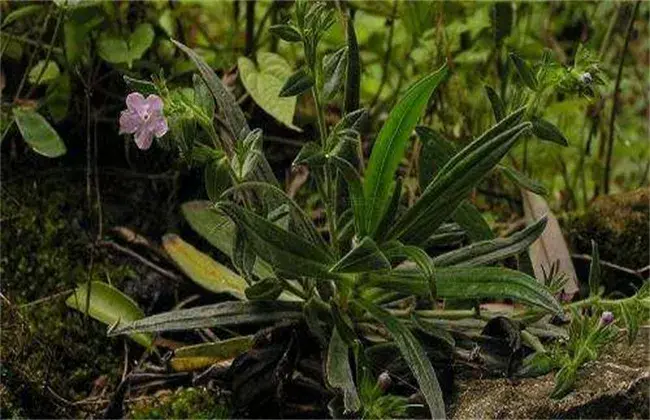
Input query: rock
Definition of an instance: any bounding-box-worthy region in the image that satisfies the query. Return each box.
[450,328,650,419]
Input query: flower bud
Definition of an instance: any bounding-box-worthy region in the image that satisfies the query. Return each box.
[600,311,614,326]
[377,371,392,392]
[579,72,593,85]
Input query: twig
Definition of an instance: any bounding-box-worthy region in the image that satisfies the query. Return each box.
[571,253,643,279]
[603,1,640,195]
[97,240,182,282]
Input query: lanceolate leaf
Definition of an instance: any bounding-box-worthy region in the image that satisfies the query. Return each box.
[498,165,548,196]
[110,301,304,335]
[364,64,448,238]
[509,52,538,91]
[171,336,254,372]
[329,155,366,236]
[484,85,505,121]
[66,281,152,348]
[432,216,548,267]
[366,267,562,314]
[390,119,531,245]
[180,201,274,279]
[278,67,314,98]
[223,182,326,249]
[330,236,390,273]
[326,328,361,413]
[416,126,494,241]
[531,117,569,146]
[162,234,248,300]
[323,46,348,100]
[217,202,339,280]
[13,108,66,158]
[356,299,446,419]
[344,14,361,114]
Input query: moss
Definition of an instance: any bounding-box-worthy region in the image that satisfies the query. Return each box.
[562,188,649,270]
[0,178,140,417]
[128,387,230,419]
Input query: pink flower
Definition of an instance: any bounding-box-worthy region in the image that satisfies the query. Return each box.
[119,93,168,150]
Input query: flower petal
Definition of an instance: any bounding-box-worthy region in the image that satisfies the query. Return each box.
[134,128,154,150]
[145,94,164,113]
[125,92,146,113]
[151,115,168,138]
[119,110,141,134]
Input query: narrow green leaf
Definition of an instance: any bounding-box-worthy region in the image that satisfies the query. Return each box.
[588,240,601,297]
[329,155,366,237]
[364,64,448,237]
[204,157,231,202]
[330,236,390,273]
[223,182,326,249]
[217,202,338,280]
[293,142,326,167]
[180,201,275,279]
[355,299,446,419]
[416,126,494,241]
[326,328,361,413]
[383,241,436,299]
[66,281,152,348]
[110,301,304,335]
[171,336,254,371]
[531,117,569,146]
[194,73,215,118]
[13,108,66,158]
[452,202,495,241]
[162,234,248,300]
[432,216,548,267]
[391,120,531,245]
[374,178,403,241]
[279,67,314,97]
[509,52,538,91]
[498,165,548,196]
[366,266,562,314]
[484,85,505,121]
[323,47,348,100]
[344,14,361,114]
[491,2,513,45]
[269,24,302,42]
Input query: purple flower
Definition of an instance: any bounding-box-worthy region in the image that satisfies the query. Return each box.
[600,311,614,326]
[119,93,168,150]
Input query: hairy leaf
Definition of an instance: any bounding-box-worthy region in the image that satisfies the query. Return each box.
[391,118,531,245]
[498,165,548,196]
[330,236,390,273]
[432,216,548,267]
[344,14,361,114]
[356,299,446,419]
[366,267,562,314]
[327,328,361,413]
[110,301,304,335]
[364,64,448,237]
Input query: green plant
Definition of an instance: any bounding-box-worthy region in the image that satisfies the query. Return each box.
[101,2,568,418]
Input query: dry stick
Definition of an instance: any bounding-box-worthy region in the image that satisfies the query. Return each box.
[603,1,640,195]
[97,240,182,282]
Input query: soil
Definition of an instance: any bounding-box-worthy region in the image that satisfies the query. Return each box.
[450,327,650,419]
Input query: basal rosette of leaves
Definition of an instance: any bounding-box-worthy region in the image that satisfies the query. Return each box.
[58,1,646,418]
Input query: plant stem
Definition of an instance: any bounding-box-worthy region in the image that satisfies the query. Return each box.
[603,0,639,195]
[25,8,64,98]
